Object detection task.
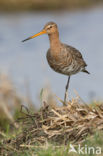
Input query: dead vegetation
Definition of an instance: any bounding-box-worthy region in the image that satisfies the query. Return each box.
[0,74,103,154]
[1,96,103,154]
[0,74,22,129]
[0,74,34,130]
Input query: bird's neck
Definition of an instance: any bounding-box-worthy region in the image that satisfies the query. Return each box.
[48,32,61,54]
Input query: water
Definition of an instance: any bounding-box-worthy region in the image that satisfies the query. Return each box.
[0,7,103,104]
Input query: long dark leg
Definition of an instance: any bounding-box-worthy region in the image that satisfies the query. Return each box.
[64,76,70,106]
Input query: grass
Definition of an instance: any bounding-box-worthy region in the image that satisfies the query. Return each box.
[1,131,102,155]
[1,99,103,155]
[0,73,103,155]
[0,0,103,11]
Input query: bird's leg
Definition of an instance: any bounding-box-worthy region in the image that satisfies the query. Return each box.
[64,76,70,106]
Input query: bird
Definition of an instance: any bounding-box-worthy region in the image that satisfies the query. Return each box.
[22,21,89,106]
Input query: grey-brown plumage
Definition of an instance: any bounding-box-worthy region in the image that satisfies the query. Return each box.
[22,21,89,106]
[47,44,89,76]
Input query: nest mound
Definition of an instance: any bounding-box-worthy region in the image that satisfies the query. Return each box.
[1,98,103,153]
[8,99,103,147]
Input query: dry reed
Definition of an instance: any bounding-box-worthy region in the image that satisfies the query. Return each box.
[1,96,103,154]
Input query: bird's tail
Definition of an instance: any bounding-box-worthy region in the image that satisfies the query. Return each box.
[82,69,90,74]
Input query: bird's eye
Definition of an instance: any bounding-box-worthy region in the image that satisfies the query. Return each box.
[47,26,52,30]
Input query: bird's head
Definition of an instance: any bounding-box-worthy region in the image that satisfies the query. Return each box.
[22,22,58,42]
[43,22,58,35]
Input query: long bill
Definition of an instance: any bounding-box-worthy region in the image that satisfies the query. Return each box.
[22,29,46,42]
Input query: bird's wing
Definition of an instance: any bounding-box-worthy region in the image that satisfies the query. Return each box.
[65,44,87,66]
[65,44,82,58]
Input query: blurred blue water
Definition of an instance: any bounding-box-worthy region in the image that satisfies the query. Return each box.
[0,7,103,104]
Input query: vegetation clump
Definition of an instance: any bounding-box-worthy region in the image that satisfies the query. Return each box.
[0,74,103,155]
[1,97,103,155]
